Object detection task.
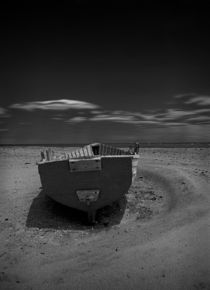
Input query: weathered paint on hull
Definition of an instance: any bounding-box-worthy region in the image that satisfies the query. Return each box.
[38,156,137,214]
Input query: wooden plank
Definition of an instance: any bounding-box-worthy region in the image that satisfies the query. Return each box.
[82,147,86,158]
[86,145,93,157]
[77,149,83,158]
[110,146,115,155]
[107,146,111,155]
[83,147,88,158]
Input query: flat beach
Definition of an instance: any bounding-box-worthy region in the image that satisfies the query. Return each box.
[0,146,210,290]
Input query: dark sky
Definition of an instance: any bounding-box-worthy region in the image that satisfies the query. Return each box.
[1,3,210,144]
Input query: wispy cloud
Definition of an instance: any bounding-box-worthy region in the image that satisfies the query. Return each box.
[89,113,162,125]
[149,109,187,122]
[0,107,9,118]
[175,93,210,106]
[7,95,210,127]
[187,115,210,122]
[67,116,88,123]
[90,110,104,115]
[64,104,210,126]
[10,99,100,111]
[111,110,157,120]
[174,93,196,99]
[86,96,210,125]
[90,114,138,123]
[153,108,210,122]
[0,107,6,115]
[51,117,63,120]
[185,96,210,106]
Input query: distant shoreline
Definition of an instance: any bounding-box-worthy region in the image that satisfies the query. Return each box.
[0,142,209,148]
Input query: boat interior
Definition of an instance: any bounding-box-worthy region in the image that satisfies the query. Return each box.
[39,143,134,163]
[70,143,131,159]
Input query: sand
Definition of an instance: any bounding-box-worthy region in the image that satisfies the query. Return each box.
[0,146,210,290]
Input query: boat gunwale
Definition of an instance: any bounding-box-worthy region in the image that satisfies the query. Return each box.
[37,154,139,165]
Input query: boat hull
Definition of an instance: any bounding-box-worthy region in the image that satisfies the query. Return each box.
[38,156,137,213]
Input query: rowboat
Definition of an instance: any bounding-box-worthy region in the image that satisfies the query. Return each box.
[37,143,139,223]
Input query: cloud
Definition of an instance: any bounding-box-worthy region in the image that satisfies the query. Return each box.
[186,115,210,124]
[90,110,104,115]
[187,116,210,122]
[111,110,158,121]
[64,105,210,126]
[89,113,163,125]
[151,109,189,122]
[90,114,138,123]
[174,93,196,99]
[0,107,6,115]
[67,116,88,123]
[156,94,210,125]
[64,111,162,125]
[164,109,194,118]
[135,120,161,125]
[154,108,210,121]
[8,94,210,128]
[0,107,9,118]
[185,96,210,106]
[10,99,100,111]
[174,94,210,106]
[51,117,63,120]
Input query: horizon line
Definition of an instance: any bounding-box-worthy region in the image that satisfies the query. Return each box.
[0,141,209,148]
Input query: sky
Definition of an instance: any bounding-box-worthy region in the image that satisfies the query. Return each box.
[1,3,210,144]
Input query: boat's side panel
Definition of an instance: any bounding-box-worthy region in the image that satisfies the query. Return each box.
[38,157,133,212]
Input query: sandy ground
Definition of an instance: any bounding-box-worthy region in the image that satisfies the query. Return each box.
[0,146,210,290]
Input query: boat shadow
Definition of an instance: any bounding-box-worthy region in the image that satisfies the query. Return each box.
[26,190,127,230]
